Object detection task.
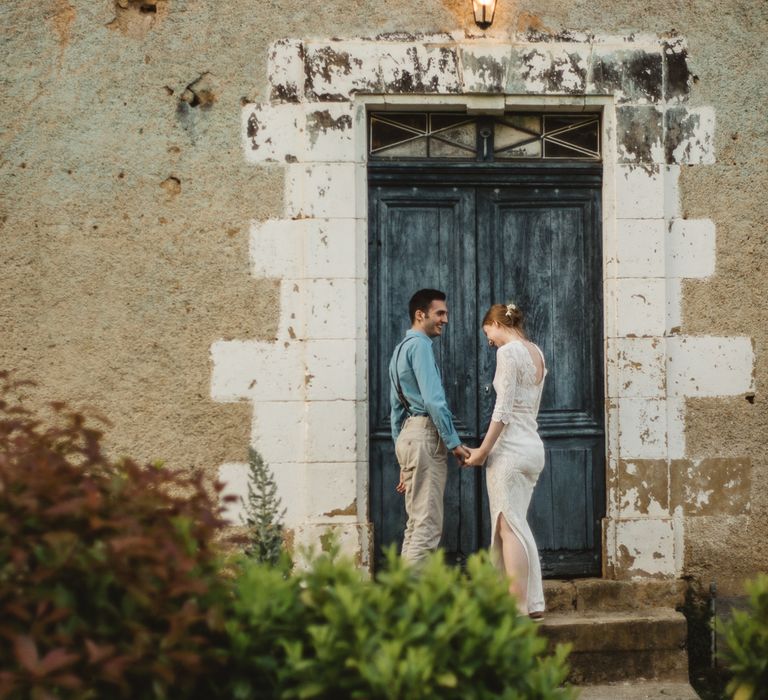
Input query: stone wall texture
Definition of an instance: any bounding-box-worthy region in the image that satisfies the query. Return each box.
[1,0,766,592]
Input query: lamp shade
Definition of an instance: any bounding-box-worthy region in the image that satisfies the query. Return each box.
[472,0,497,29]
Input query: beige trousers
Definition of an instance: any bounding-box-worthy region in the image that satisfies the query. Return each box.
[395,416,448,564]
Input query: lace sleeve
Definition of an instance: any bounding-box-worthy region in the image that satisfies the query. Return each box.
[491,346,518,424]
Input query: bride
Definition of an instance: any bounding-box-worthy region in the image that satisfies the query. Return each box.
[464,302,547,619]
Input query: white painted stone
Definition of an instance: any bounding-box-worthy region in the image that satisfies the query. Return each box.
[508,43,589,94]
[459,44,511,93]
[667,219,716,278]
[669,107,716,165]
[619,459,669,518]
[303,102,357,163]
[666,397,686,460]
[242,103,304,163]
[250,219,303,279]
[267,38,306,102]
[615,278,666,337]
[210,339,305,402]
[271,462,310,526]
[664,165,681,220]
[303,278,363,340]
[606,337,666,398]
[278,280,308,342]
[618,398,667,459]
[219,460,309,528]
[665,277,683,334]
[303,41,382,99]
[218,461,249,525]
[377,43,462,94]
[305,462,359,522]
[614,517,677,578]
[251,401,306,465]
[615,219,665,278]
[292,522,372,569]
[305,400,359,462]
[304,339,358,401]
[615,165,664,219]
[250,218,360,281]
[667,335,755,398]
[285,163,360,219]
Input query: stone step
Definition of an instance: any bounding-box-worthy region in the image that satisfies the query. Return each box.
[544,578,687,614]
[574,681,700,699]
[539,609,689,685]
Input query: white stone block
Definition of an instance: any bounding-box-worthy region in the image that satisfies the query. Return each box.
[667,219,716,278]
[210,339,305,402]
[278,279,308,341]
[304,102,356,163]
[305,462,359,521]
[250,218,361,281]
[271,462,310,526]
[666,397,686,460]
[615,278,666,337]
[615,165,664,219]
[618,398,667,459]
[606,337,666,398]
[221,460,309,528]
[251,401,307,465]
[667,335,755,398]
[664,165,681,219]
[250,219,303,279]
[615,219,665,277]
[459,44,511,93]
[378,43,462,94]
[305,400,358,462]
[304,218,361,279]
[304,41,382,99]
[508,44,589,94]
[218,461,249,525]
[292,522,372,569]
[665,278,683,334]
[242,103,304,164]
[267,38,306,102]
[285,163,360,219]
[668,107,716,165]
[614,517,677,578]
[304,339,358,401]
[304,278,364,340]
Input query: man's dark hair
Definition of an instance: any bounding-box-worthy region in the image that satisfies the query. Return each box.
[409,289,446,323]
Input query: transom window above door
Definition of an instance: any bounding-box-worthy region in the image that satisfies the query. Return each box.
[368,112,601,161]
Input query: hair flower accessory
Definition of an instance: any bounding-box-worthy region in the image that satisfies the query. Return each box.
[505,302,517,318]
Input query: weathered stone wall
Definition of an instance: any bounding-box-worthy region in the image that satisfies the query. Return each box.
[1,0,765,591]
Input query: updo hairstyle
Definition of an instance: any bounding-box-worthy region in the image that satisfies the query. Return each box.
[482,303,526,338]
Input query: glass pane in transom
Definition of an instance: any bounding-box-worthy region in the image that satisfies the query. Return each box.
[429,137,475,158]
[373,137,429,158]
[495,140,542,159]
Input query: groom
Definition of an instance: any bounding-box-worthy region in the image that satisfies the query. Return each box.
[389,288,469,564]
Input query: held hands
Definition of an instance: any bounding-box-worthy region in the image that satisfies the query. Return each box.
[452,444,471,466]
[463,446,488,467]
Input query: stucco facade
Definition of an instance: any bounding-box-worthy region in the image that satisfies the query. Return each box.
[1,0,766,594]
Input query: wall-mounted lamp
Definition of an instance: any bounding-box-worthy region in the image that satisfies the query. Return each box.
[472,0,497,29]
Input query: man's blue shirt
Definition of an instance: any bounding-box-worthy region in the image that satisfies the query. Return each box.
[389,329,461,450]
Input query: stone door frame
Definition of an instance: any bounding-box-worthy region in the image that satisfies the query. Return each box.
[212,34,754,578]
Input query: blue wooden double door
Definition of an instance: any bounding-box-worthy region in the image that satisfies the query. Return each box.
[368,163,605,577]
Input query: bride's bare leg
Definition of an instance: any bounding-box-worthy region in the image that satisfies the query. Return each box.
[496,514,529,613]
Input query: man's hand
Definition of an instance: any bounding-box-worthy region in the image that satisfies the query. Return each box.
[395,469,406,494]
[452,444,470,466]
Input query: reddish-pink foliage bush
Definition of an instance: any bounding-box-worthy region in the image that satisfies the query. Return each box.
[0,372,234,699]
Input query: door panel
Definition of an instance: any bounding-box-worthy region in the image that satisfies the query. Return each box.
[368,186,479,563]
[369,172,604,576]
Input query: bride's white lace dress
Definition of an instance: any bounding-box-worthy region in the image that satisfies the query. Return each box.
[485,340,547,614]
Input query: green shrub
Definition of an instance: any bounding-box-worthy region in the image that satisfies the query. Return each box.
[226,545,573,700]
[242,448,286,566]
[720,573,768,700]
[0,373,233,699]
